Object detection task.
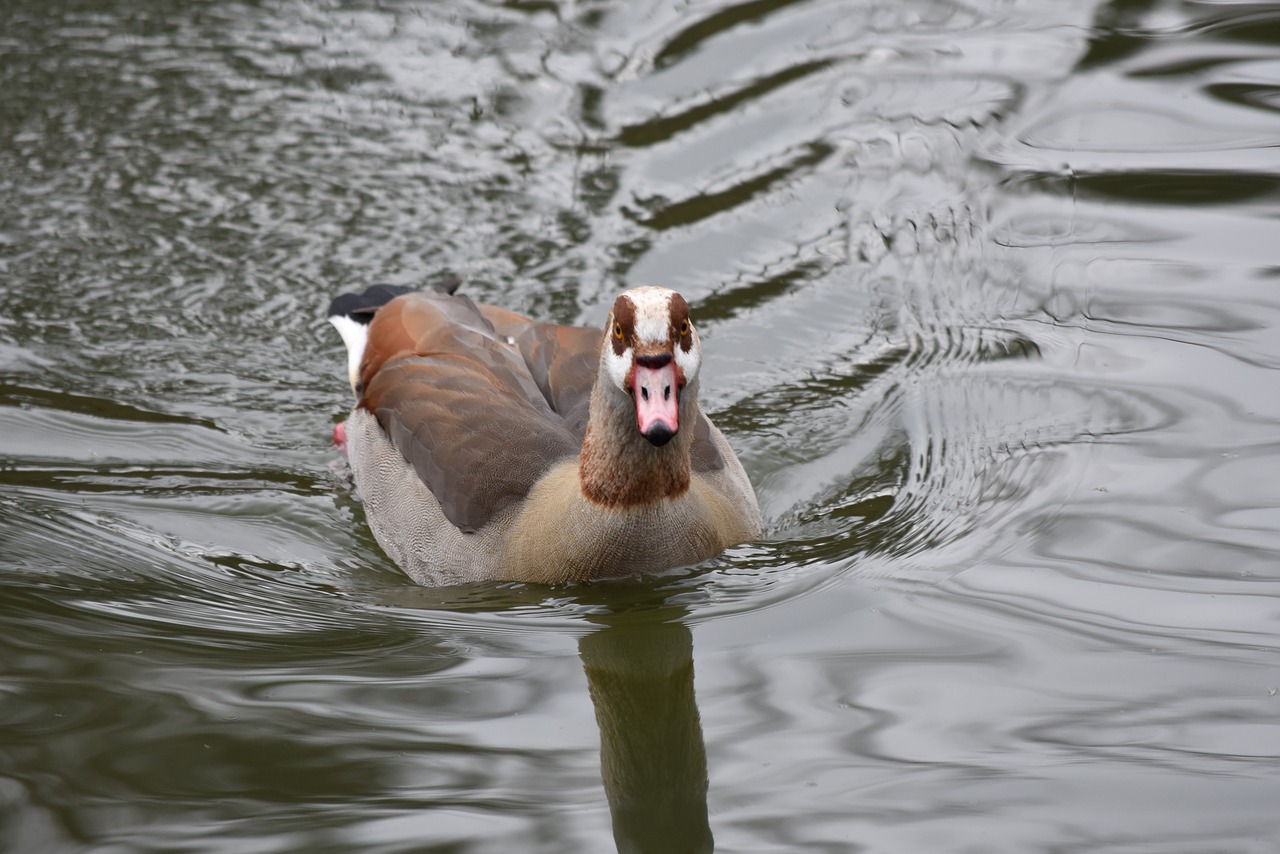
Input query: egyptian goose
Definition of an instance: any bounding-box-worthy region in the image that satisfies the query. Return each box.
[328,281,762,585]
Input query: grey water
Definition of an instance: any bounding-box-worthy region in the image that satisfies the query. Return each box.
[3,0,1279,851]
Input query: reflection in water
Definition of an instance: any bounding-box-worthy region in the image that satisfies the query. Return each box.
[580,614,712,854]
[379,588,717,853]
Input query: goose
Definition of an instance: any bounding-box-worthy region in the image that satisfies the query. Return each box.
[328,280,762,585]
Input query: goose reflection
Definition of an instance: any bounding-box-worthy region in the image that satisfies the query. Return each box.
[377,583,717,851]
[578,606,713,854]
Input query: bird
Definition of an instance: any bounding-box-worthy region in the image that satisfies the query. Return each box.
[327,279,762,585]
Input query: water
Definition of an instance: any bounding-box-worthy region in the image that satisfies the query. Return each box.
[3,0,1279,851]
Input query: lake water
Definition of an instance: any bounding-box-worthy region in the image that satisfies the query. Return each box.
[3,0,1280,851]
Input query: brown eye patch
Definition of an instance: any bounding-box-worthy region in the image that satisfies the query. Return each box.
[610,294,637,356]
[668,292,693,352]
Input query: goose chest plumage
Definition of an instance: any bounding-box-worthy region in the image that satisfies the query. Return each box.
[328,282,762,585]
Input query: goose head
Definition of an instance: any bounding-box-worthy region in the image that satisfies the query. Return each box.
[600,286,702,447]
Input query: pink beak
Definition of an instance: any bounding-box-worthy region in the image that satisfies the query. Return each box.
[632,358,680,446]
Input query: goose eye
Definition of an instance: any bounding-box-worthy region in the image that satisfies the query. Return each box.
[678,320,690,336]
[613,323,624,340]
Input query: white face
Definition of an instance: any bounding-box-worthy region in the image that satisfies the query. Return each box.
[601,286,702,394]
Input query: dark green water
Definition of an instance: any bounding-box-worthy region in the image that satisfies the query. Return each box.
[3,0,1279,851]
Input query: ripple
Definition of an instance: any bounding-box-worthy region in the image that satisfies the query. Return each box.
[652,0,811,71]
[4,0,1280,851]
[617,58,834,148]
[1015,102,1275,154]
[627,140,834,230]
[1019,168,1280,207]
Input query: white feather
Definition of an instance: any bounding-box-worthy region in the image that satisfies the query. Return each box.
[603,339,632,391]
[328,315,368,393]
[627,286,674,345]
[674,324,701,382]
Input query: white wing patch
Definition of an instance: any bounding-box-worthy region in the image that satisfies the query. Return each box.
[328,315,368,393]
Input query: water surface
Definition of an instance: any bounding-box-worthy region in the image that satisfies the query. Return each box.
[3,0,1280,851]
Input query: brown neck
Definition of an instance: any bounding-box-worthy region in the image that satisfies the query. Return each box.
[579,381,696,509]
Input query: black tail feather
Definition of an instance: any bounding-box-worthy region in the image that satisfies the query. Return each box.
[327,276,461,325]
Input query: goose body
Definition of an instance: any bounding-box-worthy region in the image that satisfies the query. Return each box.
[329,282,761,585]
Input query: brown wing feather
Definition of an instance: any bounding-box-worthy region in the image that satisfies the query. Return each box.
[358,292,578,532]
[480,305,599,441]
